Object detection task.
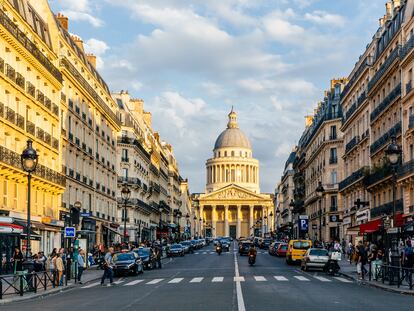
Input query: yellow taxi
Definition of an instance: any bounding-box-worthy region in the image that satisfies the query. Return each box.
[286,239,312,264]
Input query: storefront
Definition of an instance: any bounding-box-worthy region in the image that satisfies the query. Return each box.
[0,218,23,275]
[359,213,404,248]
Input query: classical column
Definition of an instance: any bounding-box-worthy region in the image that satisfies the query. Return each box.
[261,207,265,237]
[200,205,204,236]
[212,205,217,238]
[249,205,254,236]
[236,205,242,238]
[224,205,229,236]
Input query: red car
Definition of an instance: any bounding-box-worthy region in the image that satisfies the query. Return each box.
[276,243,288,257]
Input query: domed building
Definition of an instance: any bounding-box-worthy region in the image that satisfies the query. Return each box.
[192,109,273,238]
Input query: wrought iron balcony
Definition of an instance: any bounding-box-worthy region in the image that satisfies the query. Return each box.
[402,33,414,60]
[345,136,360,154]
[26,120,35,136]
[26,82,35,97]
[52,137,59,150]
[44,97,52,110]
[406,80,412,95]
[370,83,401,123]
[341,57,368,99]
[0,9,62,82]
[368,47,401,92]
[5,107,15,123]
[16,114,24,130]
[0,57,4,73]
[121,157,129,163]
[370,199,403,218]
[5,64,15,82]
[409,115,414,129]
[370,121,402,155]
[329,157,338,164]
[339,166,367,191]
[398,158,414,180]
[365,165,392,187]
[15,72,25,89]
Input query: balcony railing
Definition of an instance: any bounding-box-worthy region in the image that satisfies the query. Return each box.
[117,136,150,160]
[345,136,360,154]
[36,90,44,104]
[26,120,35,136]
[0,9,62,82]
[370,121,402,155]
[370,83,401,123]
[406,80,412,95]
[26,82,35,97]
[329,157,338,164]
[365,165,392,187]
[341,57,368,99]
[339,166,367,191]
[52,137,59,150]
[368,46,401,92]
[398,159,414,180]
[402,33,414,60]
[370,199,403,218]
[16,113,24,130]
[5,64,15,82]
[121,157,129,163]
[15,72,25,89]
[409,115,414,129]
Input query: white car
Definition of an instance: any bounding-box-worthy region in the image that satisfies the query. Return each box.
[301,248,329,271]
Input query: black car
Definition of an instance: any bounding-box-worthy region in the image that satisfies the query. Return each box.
[219,239,231,252]
[113,252,144,276]
[167,244,185,257]
[260,239,273,249]
[134,247,156,270]
[239,242,253,255]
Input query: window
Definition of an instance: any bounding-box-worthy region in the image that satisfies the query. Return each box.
[331,196,337,211]
[231,151,235,157]
[410,144,414,160]
[330,126,337,140]
[122,168,128,179]
[330,148,337,163]
[121,149,128,160]
[331,171,337,184]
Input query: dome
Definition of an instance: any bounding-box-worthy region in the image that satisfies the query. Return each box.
[214,108,251,150]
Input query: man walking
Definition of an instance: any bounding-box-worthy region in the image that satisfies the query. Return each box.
[155,247,162,269]
[101,247,114,286]
[77,249,85,284]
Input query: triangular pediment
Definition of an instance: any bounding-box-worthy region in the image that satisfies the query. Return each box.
[201,184,268,200]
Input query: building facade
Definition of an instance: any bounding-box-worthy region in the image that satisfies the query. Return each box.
[193,109,273,239]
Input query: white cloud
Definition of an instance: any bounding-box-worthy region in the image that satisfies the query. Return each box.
[84,38,109,69]
[304,10,346,27]
[54,0,103,27]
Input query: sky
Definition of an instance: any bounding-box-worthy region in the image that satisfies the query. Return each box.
[49,0,386,194]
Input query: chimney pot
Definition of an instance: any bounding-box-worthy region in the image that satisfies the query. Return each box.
[86,54,97,68]
[56,13,68,31]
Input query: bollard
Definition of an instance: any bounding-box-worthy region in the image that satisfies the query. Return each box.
[33,273,37,293]
[0,278,3,300]
[44,272,47,290]
[19,275,23,296]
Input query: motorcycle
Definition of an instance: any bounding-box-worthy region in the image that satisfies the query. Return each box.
[216,245,222,255]
[325,251,341,276]
[248,254,256,266]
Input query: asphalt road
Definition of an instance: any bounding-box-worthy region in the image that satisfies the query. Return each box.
[4,242,414,311]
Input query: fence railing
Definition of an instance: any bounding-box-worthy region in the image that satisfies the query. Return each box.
[368,263,413,290]
[0,271,62,299]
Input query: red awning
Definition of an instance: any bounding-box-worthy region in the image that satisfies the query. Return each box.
[360,213,404,234]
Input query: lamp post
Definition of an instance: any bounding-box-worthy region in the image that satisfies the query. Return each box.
[137,220,141,244]
[185,213,190,239]
[289,199,295,239]
[275,208,280,237]
[177,211,182,240]
[193,215,197,238]
[385,136,401,266]
[316,181,325,242]
[159,206,164,241]
[264,213,268,235]
[121,184,131,245]
[269,211,274,235]
[21,140,38,261]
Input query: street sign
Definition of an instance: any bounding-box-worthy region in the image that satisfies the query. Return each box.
[80,212,91,217]
[64,227,76,238]
[312,224,317,230]
[299,219,308,232]
[387,227,400,234]
[299,215,308,220]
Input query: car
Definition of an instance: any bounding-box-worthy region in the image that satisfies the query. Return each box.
[268,242,281,255]
[113,252,144,276]
[301,248,330,271]
[190,240,198,250]
[286,240,312,265]
[275,243,288,257]
[133,247,156,270]
[220,239,230,252]
[180,242,190,253]
[239,241,253,255]
[180,241,194,253]
[167,244,185,257]
[253,237,262,247]
[260,238,273,249]
[214,237,223,246]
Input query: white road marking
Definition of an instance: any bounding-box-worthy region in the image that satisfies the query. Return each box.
[334,277,352,283]
[146,279,164,284]
[81,282,100,288]
[210,252,215,254]
[195,252,199,254]
[294,276,310,281]
[234,247,246,311]
[124,279,144,286]
[234,276,245,282]
[190,277,204,283]
[254,276,266,282]
[313,276,331,282]
[274,276,288,281]
[203,252,207,254]
[113,279,124,284]
[168,278,184,284]
[212,277,224,282]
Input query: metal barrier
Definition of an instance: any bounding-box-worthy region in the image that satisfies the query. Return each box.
[368,263,414,290]
[0,271,64,299]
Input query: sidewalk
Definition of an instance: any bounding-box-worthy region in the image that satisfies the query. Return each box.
[339,259,414,295]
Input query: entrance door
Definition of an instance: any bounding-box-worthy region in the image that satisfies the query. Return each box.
[229,225,236,239]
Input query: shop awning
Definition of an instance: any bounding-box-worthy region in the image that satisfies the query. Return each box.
[360,219,381,234]
[0,222,23,234]
[103,225,121,235]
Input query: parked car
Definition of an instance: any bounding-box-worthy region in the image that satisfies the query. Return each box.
[167,244,185,257]
[286,240,312,265]
[275,243,288,257]
[180,242,190,253]
[134,247,156,270]
[268,242,281,256]
[301,248,330,271]
[260,238,273,249]
[239,241,253,256]
[113,252,144,276]
[180,241,193,253]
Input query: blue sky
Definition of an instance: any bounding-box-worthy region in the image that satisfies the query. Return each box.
[49,0,386,193]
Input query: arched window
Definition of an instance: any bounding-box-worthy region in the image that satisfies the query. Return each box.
[224,151,227,157]
[231,151,235,157]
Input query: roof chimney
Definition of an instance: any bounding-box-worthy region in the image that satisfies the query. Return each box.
[379,17,384,27]
[393,0,401,9]
[386,2,393,18]
[56,13,68,31]
[71,35,84,53]
[86,54,96,68]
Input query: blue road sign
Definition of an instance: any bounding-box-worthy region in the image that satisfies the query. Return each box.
[80,212,91,217]
[65,227,76,238]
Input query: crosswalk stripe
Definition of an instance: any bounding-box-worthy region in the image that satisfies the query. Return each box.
[190,277,204,283]
[146,279,164,284]
[313,276,331,282]
[195,252,199,254]
[114,279,125,285]
[212,277,224,282]
[234,276,245,282]
[81,282,100,288]
[274,276,288,281]
[334,277,352,283]
[254,276,266,282]
[294,276,310,281]
[203,252,207,254]
[124,279,144,286]
[168,278,184,284]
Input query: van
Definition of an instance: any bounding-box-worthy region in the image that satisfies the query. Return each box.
[286,239,312,264]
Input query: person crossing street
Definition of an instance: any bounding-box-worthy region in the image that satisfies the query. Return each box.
[101,247,115,287]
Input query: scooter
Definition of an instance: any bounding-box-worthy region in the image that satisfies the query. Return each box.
[325,251,341,275]
[216,245,222,255]
[248,254,256,266]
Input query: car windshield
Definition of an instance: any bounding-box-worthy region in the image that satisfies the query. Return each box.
[309,249,328,256]
[293,241,311,249]
[280,245,288,250]
[181,242,190,245]
[137,249,149,257]
[171,245,182,249]
[114,253,134,261]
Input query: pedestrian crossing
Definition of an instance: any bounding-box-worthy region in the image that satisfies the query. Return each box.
[81,274,354,289]
[193,251,269,255]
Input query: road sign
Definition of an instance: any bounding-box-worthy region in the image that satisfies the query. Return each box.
[64,227,76,238]
[80,212,91,217]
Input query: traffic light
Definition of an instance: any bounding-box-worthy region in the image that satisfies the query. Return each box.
[70,206,80,225]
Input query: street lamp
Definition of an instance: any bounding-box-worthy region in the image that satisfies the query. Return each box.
[385,136,401,266]
[21,140,38,261]
[264,213,268,235]
[269,211,274,233]
[121,184,131,245]
[316,181,325,242]
[185,213,190,239]
[289,200,295,238]
[158,206,164,241]
[193,215,197,238]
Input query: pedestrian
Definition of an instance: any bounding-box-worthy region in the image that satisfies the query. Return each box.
[37,251,47,271]
[155,247,162,269]
[100,247,115,286]
[356,241,367,279]
[55,253,64,286]
[77,249,85,284]
[403,240,414,268]
[11,248,23,273]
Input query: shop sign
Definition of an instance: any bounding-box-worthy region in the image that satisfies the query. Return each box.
[312,224,317,230]
[0,224,23,234]
[387,227,400,234]
[329,215,339,222]
[356,209,369,222]
[0,216,13,224]
[299,218,308,232]
[343,217,351,225]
